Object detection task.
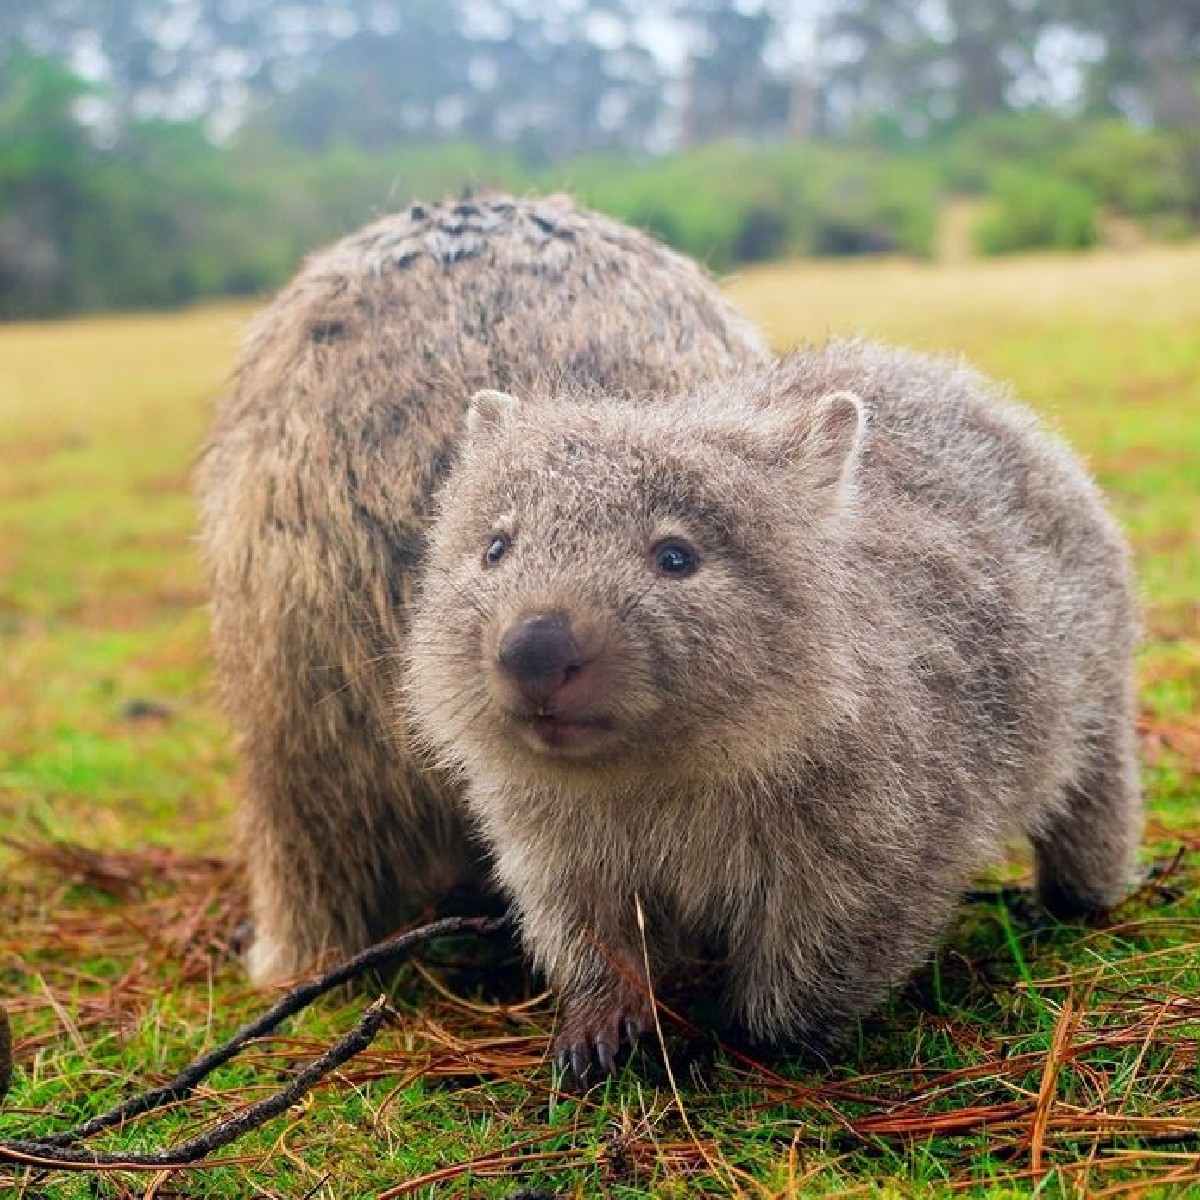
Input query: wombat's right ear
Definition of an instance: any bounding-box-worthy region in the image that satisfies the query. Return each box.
[467,389,521,438]
[781,389,866,507]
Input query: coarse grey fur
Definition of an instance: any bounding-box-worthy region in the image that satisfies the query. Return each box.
[407,338,1142,1074]
[195,195,768,984]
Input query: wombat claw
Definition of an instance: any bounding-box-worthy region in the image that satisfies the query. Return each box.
[554,1006,652,1086]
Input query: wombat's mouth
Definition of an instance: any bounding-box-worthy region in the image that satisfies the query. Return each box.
[518,713,616,755]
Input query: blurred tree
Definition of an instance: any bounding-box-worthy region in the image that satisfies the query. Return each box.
[4,0,1197,150]
[0,0,671,159]
[826,0,1048,134]
[477,1,667,161]
[0,46,94,313]
[256,0,667,161]
[1052,0,1200,128]
[254,1,474,151]
[674,0,787,144]
[1,0,1199,318]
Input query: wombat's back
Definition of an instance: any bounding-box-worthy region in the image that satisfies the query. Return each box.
[744,339,1136,803]
[752,341,1140,912]
[210,197,765,555]
[196,195,767,983]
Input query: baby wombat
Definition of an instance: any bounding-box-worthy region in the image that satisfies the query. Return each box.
[407,340,1142,1078]
[196,195,767,984]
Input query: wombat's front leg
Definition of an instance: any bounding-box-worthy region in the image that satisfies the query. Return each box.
[239,790,372,983]
[509,880,663,1082]
[553,942,656,1082]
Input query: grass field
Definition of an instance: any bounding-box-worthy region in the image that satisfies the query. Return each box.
[1,245,1199,1198]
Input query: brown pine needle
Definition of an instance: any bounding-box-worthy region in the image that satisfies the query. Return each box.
[1029,993,1082,1179]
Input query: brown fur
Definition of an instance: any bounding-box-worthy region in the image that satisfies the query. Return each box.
[407,338,1142,1074]
[195,195,767,983]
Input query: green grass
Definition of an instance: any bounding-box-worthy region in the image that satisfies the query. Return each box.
[2,246,1199,1197]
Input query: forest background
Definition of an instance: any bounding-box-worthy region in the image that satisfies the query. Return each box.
[3,0,1200,319]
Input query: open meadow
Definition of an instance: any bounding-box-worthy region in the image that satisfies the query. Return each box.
[1,245,1199,1197]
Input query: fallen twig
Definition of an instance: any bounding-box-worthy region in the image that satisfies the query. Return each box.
[0,912,508,1170]
[0,997,392,1170]
[42,912,506,1147]
[0,1005,11,1104]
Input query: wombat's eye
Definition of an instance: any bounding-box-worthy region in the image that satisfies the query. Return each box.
[651,538,698,578]
[483,533,510,567]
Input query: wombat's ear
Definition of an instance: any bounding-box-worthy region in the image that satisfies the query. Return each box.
[785,389,865,502]
[467,388,521,438]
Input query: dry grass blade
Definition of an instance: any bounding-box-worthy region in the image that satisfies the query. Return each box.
[1029,992,1082,1178]
[634,892,752,1198]
[3,839,230,902]
[851,1099,1033,1140]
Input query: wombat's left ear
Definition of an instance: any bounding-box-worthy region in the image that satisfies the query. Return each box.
[467,388,521,438]
[785,389,866,503]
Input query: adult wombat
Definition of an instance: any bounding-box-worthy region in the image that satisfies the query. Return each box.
[197,196,767,984]
[406,339,1142,1079]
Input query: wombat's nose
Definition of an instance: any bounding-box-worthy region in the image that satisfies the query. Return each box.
[497,612,584,705]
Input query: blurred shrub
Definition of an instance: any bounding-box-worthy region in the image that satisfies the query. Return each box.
[1057,121,1194,221]
[252,140,525,243]
[1,48,1197,318]
[936,114,1086,193]
[562,146,794,269]
[942,114,1199,249]
[561,142,937,270]
[802,153,938,258]
[974,169,1099,255]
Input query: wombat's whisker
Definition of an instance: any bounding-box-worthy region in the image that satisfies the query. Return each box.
[425,688,492,736]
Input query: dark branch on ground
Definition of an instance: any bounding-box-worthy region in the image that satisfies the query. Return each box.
[0,913,508,1171]
[0,998,392,1171]
[0,1006,11,1105]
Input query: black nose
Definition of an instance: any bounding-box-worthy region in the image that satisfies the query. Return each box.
[497,612,584,705]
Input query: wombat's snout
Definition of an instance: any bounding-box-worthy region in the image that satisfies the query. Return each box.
[497,612,587,707]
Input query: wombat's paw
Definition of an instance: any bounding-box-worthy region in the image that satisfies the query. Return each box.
[553,991,654,1086]
[244,931,296,986]
[1036,880,1119,925]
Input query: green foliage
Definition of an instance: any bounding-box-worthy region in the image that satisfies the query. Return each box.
[2,48,1200,319]
[800,150,939,258]
[1058,121,1197,221]
[0,53,291,317]
[937,113,1200,229]
[515,142,934,270]
[0,102,944,318]
[934,113,1092,193]
[974,168,1099,255]
[251,139,525,244]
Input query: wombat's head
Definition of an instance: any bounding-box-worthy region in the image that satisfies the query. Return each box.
[406,376,865,790]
